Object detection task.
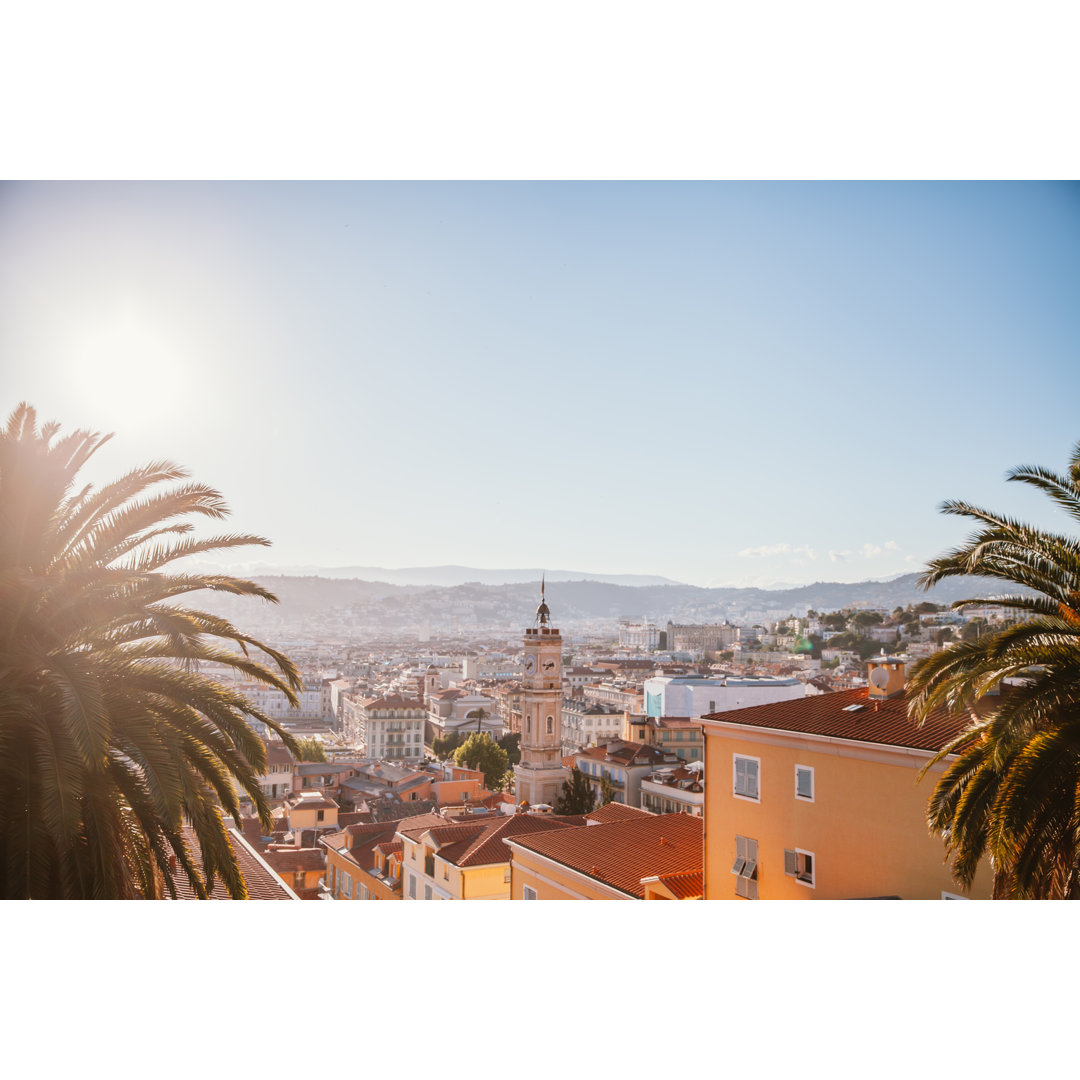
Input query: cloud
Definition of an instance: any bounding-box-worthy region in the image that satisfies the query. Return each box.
[862,543,883,558]
[829,549,851,563]
[884,540,899,551]
[904,554,920,564]
[738,543,817,560]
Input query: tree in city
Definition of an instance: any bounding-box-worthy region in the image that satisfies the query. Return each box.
[294,737,326,763]
[497,731,521,766]
[599,774,616,806]
[466,707,489,733]
[0,404,302,899]
[432,731,464,760]
[908,440,1080,898]
[452,732,509,790]
[554,767,596,815]
[852,610,884,629]
[501,768,516,796]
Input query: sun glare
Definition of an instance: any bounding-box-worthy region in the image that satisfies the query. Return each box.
[63,299,198,428]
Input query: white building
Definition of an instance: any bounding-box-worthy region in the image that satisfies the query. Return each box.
[618,619,661,651]
[643,675,805,719]
[357,694,428,762]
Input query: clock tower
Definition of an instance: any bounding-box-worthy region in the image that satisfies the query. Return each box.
[514,578,568,808]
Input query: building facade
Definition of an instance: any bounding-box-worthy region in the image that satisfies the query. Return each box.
[700,657,992,900]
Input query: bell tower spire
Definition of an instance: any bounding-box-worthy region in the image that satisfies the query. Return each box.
[515,577,568,809]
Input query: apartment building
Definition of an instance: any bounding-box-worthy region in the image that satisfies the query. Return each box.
[358,693,428,762]
[700,656,992,899]
[623,713,704,762]
[574,741,682,808]
[397,811,580,900]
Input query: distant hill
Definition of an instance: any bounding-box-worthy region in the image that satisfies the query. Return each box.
[196,570,1021,637]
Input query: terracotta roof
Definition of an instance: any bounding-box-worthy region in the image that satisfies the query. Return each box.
[648,869,704,900]
[264,741,295,767]
[458,814,581,867]
[586,803,654,824]
[577,742,674,767]
[507,814,703,898]
[166,826,298,900]
[327,814,439,873]
[362,693,425,710]
[701,686,979,752]
[288,794,338,811]
[263,847,326,873]
[419,814,581,868]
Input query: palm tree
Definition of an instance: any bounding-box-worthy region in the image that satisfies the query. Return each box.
[907,440,1080,898]
[0,403,303,899]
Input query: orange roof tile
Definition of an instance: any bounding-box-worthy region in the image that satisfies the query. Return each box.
[585,803,654,824]
[167,826,297,900]
[507,814,702,898]
[701,686,978,752]
[263,848,326,874]
[648,869,703,899]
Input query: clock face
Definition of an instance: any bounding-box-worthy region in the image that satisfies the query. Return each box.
[524,655,536,674]
[542,658,558,673]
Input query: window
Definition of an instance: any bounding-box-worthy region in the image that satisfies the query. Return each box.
[795,765,814,801]
[409,874,416,898]
[424,884,432,900]
[317,810,324,822]
[733,755,760,800]
[731,836,758,899]
[523,885,538,900]
[785,848,815,887]
[546,715,554,734]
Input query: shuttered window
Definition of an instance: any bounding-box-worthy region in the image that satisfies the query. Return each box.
[734,755,759,800]
[796,765,814,800]
[785,848,814,886]
[732,836,758,899]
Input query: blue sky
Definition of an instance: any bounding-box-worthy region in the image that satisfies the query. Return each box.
[2,181,1078,586]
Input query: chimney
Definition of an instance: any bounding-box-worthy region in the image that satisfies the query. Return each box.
[867,654,905,699]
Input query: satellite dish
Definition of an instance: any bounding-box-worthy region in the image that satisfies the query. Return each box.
[870,667,891,690]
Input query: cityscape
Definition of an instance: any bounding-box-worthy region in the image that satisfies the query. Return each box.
[3,181,1079,908]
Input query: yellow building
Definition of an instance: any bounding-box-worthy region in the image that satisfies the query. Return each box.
[262,847,326,899]
[284,790,339,847]
[624,713,705,762]
[322,813,444,900]
[398,811,580,900]
[700,657,992,900]
[505,811,702,900]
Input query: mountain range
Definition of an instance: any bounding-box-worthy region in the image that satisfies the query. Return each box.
[192,566,1017,638]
